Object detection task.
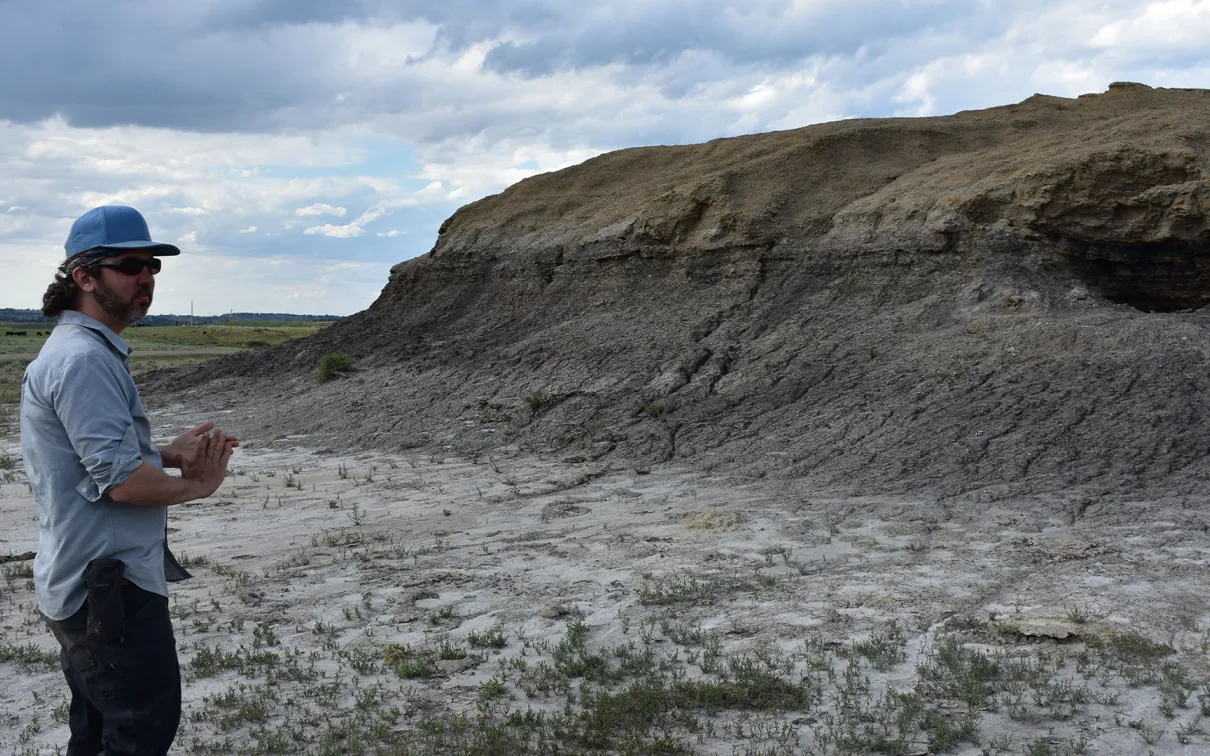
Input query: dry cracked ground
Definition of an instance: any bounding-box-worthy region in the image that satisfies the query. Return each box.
[3,405,1210,755]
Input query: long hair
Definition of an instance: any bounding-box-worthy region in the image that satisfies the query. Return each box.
[42,257,101,318]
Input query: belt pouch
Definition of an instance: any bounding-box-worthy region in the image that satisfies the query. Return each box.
[83,558,126,642]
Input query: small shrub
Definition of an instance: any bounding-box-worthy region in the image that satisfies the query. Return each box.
[847,621,908,671]
[317,353,352,381]
[429,605,455,625]
[3,562,34,581]
[177,553,209,568]
[1065,604,1091,624]
[523,390,552,411]
[384,644,437,679]
[468,629,508,649]
[644,403,665,418]
[0,642,58,670]
[479,676,509,701]
[438,641,467,660]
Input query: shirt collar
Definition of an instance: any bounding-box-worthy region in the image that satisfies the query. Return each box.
[57,310,132,358]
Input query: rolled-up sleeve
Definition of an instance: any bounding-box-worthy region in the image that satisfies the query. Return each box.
[52,354,145,501]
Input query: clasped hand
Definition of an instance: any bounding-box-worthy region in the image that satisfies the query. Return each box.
[166,422,238,498]
[163,422,239,468]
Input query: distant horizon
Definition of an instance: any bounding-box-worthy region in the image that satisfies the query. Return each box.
[0,307,342,322]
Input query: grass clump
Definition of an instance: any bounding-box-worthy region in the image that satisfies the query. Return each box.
[467,628,508,649]
[439,640,468,661]
[2,562,34,586]
[523,390,553,411]
[191,683,277,731]
[317,352,352,381]
[916,636,1045,710]
[0,642,59,671]
[185,644,300,681]
[637,573,760,606]
[384,643,438,679]
[844,621,908,671]
[1082,630,1176,686]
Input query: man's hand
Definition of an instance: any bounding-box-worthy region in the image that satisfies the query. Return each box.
[179,430,234,500]
[159,422,239,469]
[109,429,235,508]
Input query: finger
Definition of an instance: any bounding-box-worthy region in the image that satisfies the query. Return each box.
[196,432,213,458]
[226,436,241,448]
[190,422,217,436]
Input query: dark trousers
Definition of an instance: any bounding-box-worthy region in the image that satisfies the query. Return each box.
[45,584,181,756]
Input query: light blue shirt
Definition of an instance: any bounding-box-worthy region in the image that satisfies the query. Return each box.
[20,310,167,621]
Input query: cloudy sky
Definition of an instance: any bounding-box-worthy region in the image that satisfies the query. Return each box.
[1,0,1207,316]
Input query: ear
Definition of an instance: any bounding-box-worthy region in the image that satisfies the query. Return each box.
[71,265,98,293]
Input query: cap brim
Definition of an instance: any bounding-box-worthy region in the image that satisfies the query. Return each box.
[96,240,181,256]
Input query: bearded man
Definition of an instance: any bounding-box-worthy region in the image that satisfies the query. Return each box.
[21,205,236,755]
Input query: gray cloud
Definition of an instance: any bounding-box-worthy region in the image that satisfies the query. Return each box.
[0,0,1074,135]
[195,0,378,32]
[2,0,1199,153]
[0,0,573,130]
[480,0,985,76]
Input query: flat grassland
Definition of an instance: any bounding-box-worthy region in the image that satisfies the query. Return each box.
[0,322,328,403]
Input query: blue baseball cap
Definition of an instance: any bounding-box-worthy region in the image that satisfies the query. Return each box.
[65,205,181,259]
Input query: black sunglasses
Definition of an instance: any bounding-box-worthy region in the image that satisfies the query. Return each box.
[94,257,162,276]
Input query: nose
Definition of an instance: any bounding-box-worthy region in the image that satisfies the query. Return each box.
[137,263,155,286]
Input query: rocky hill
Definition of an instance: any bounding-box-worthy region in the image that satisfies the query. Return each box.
[153,82,1210,501]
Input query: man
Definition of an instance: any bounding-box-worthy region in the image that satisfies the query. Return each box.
[20,205,237,755]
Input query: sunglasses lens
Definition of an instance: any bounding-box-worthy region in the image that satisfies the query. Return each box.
[111,258,161,275]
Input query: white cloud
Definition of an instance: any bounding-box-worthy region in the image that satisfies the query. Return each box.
[377,230,402,237]
[1089,0,1210,54]
[304,223,364,238]
[337,22,441,76]
[237,225,258,233]
[294,203,348,217]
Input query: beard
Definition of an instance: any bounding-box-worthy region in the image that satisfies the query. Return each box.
[94,276,152,326]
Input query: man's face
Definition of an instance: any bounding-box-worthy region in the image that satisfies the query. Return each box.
[92,252,157,326]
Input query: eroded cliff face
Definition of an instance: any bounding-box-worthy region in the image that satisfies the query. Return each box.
[155,83,1210,499]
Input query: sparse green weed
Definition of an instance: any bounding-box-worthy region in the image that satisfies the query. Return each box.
[317,352,352,381]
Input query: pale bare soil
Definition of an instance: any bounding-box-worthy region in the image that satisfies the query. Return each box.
[3,406,1210,754]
